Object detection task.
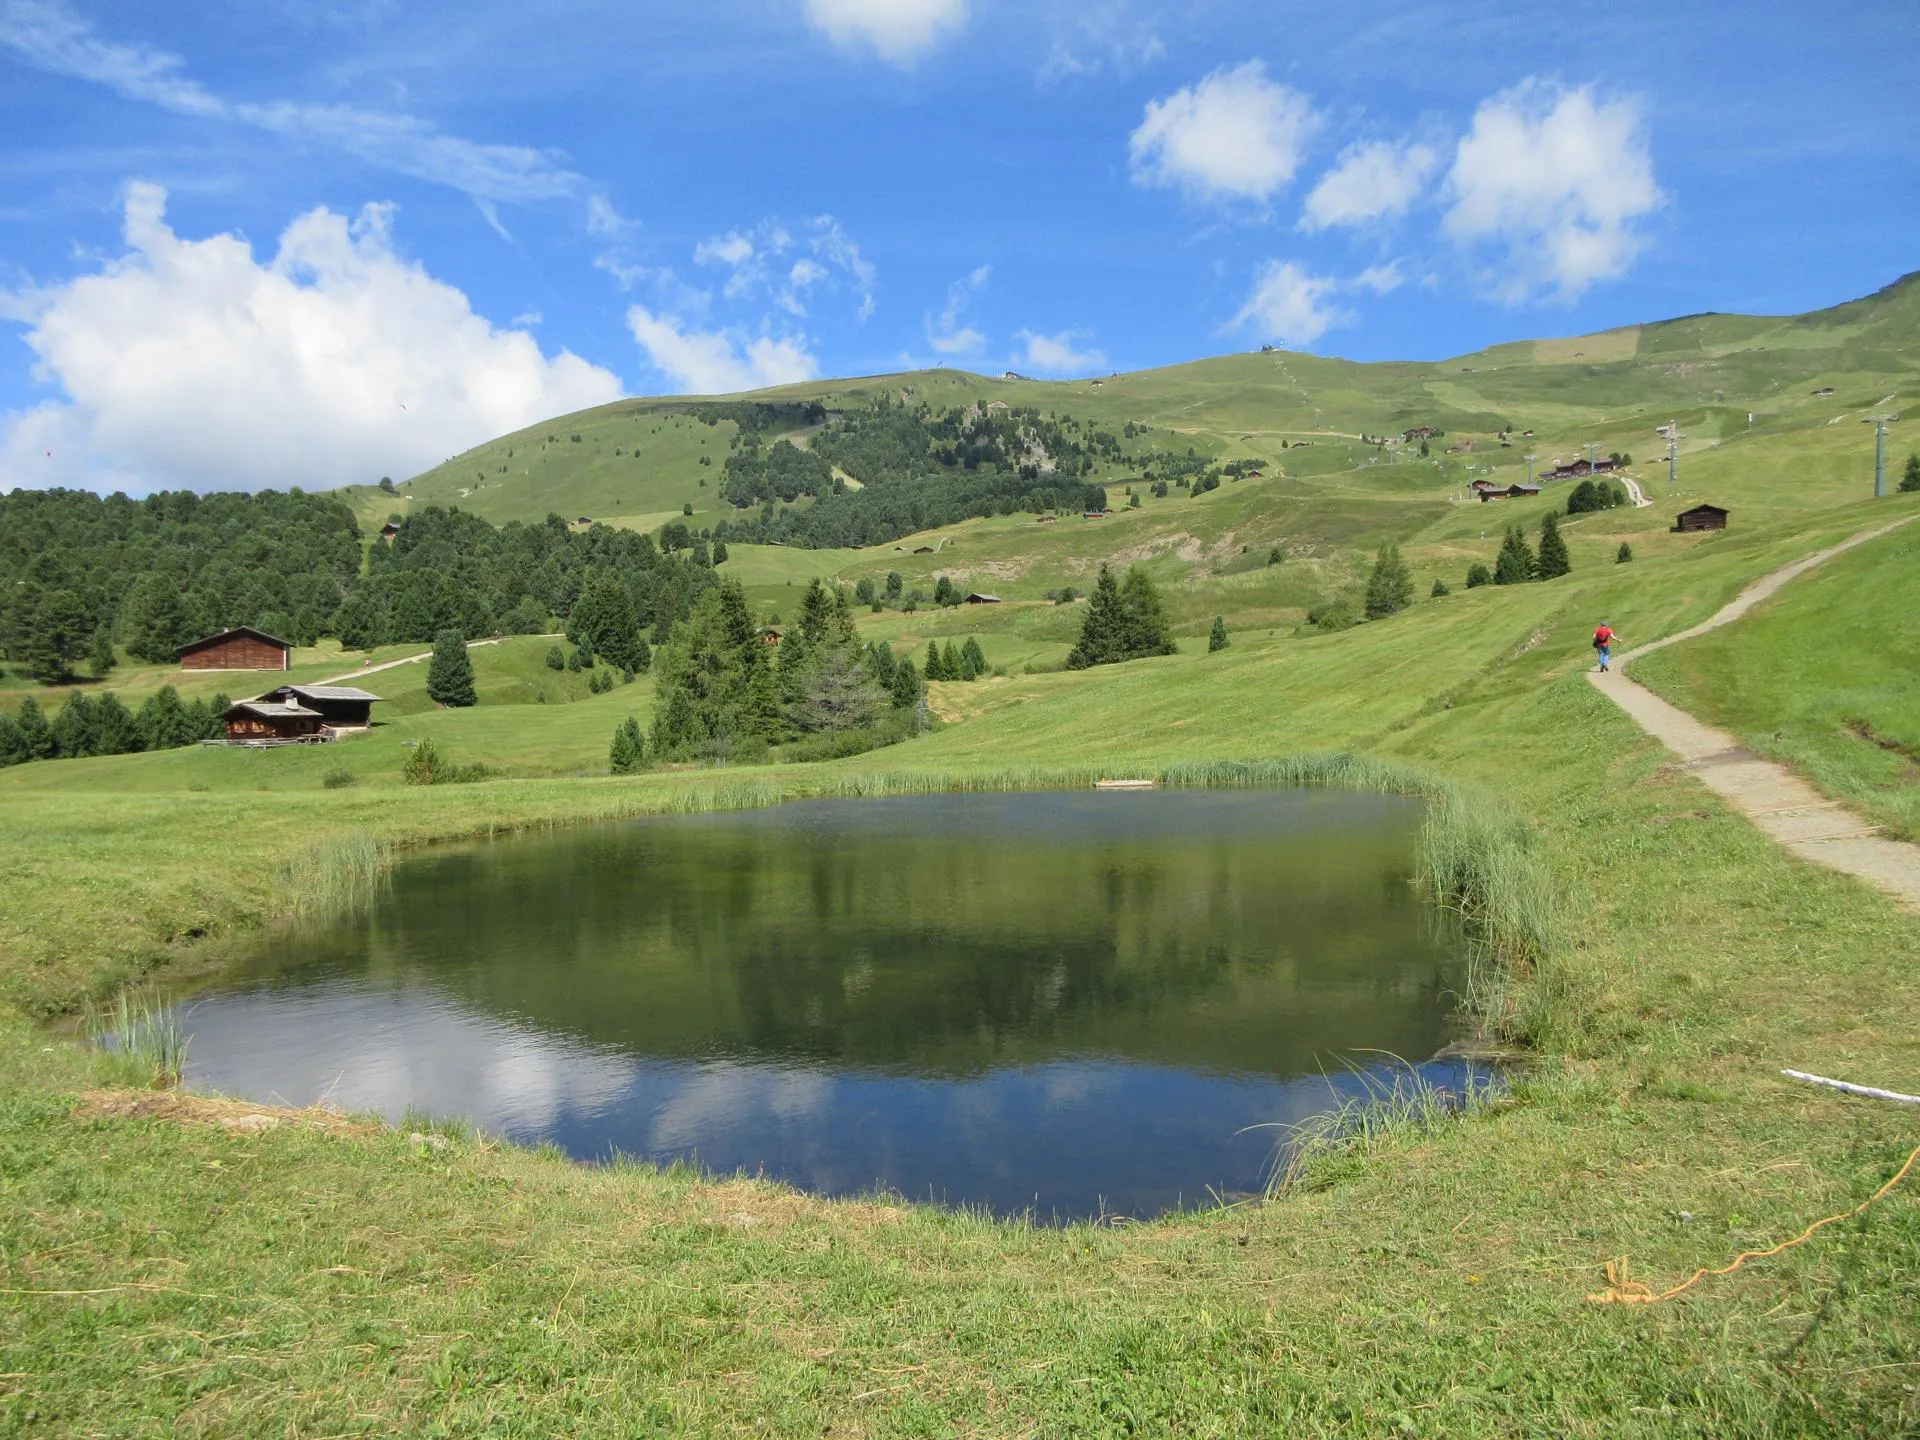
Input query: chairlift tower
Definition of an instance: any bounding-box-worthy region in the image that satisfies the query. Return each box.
[1665,421,1684,487]
[1864,414,1897,497]
[1525,452,1539,487]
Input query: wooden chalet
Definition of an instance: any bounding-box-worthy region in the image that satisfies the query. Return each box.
[179,626,292,672]
[962,592,1003,605]
[1673,504,1729,533]
[912,545,936,554]
[254,684,383,729]
[378,521,401,541]
[1034,514,1058,524]
[1477,482,1542,503]
[222,698,325,744]
[759,627,782,646]
[1082,510,1107,519]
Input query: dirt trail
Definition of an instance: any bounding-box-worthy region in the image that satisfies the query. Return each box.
[318,637,508,687]
[1590,516,1920,911]
[1620,475,1652,508]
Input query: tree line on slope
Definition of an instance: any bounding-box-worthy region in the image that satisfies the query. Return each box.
[0,490,719,686]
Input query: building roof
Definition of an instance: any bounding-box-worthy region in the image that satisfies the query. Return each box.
[275,684,383,703]
[180,626,292,654]
[963,592,1003,603]
[1679,503,1730,515]
[226,700,323,720]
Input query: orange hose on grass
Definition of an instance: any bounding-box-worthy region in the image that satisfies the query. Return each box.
[1586,1140,1920,1306]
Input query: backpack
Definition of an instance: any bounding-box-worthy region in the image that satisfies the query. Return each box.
[1592,629,1609,649]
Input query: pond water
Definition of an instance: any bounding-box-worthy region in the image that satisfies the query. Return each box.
[182,790,1468,1219]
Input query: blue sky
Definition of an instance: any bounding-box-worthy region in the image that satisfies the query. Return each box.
[1,0,1915,493]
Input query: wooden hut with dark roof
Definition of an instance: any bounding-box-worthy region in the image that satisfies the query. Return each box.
[254,684,383,729]
[179,627,292,672]
[222,697,326,743]
[1673,504,1729,533]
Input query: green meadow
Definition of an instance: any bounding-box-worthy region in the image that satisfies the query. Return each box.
[2,278,1918,1434]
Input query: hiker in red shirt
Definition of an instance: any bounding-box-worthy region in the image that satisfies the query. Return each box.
[1592,622,1619,673]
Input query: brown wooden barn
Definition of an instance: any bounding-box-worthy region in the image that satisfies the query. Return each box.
[963,592,1003,604]
[1673,504,1730,533]
[222,698,325,743]
[254,685,382,729]
[179,627,292,671]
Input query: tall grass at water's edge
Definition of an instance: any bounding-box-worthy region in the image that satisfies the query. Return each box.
[81,989,190,1088]
[275,831,390,923]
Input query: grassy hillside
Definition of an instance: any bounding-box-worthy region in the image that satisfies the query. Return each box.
[2,276,1919,1434]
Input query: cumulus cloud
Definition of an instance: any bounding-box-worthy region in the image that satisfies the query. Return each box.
[927,264,990,356]
[0,183,621,494]
[626,305,817,395]
[1233,260,1348,347]
[805,0,967,65]
[1129,61,1319,205]
[1300,139,1439,230]
[1011,328,1106,377]
[0,0,584,206]
[1442,80,1663,301]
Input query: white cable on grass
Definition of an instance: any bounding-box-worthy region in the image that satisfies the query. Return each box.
[1782,1070,1920,1106]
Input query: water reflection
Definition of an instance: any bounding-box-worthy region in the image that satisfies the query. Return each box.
[183,790,1467,1218]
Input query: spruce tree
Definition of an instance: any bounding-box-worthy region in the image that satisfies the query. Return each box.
[1902,453,1920,492]
[889,654,923,709]
[647,580,780,759]
[119,573,188,664]
[923,640,947,682]
[867,640,896,688]
[1536,512,1572,579]
[568,575,645,673]
[88,627,117,679]
[1493,526,1535,585]
[1117,566,1176,658]
[943,641,963,679]
[0,712,25,767]
[426,629,477,707]
[609,716,646,774]
[1616,542,1634,564]
[15,697,53,759]
[1208,616,1229,652]
[1067,564,1126,669]
[93,694,141,755]
[52,692,96,757]
[1363,543,1415,618]
[959,635,986,679]
[138,686,194,751]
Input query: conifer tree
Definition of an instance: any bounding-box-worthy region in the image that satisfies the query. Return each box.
[889,653,923,709]
[609,716,646,774]
[648,580,781,759]
[923,640,947,682]
[137,686,194,751]
[426,629,477,707]
[92,694,141,755]
[1616,542,1634,564]
[1493,526,1536,585]
[1902,453,1920,492]
[88,627,117,679]
[1431,578,1451,597]
[0,712,25,767]
[1117,566,1176,658]
[1363,543,1415,618]
[943,641,963,679]
[1067,564,1126,669]
[1536,512,1572,579]
[15,696,53,759]
[52,692,96,757]
[1208,616,1229,652]
[867,639,896,688]
[960,635,986,679]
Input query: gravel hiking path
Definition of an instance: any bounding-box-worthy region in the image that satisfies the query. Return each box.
[1589,516,1920,911]
[1620,475,1652,508]
[318,637,507,686]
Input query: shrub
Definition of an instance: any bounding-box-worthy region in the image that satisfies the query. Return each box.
[402,738,445,785]
[1208,616,1229,652]
[1267,546,1282,566]
[1901,453,1920,493]
[1616,542,1634,564]
[545,645,566,670]
[609,716,646,774]
[1465,563,1493,589]
[1431,578,1451,597]
[1307,598,1358,632]
[321,767,357,789]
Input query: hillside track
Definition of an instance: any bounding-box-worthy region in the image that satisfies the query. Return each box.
[1591,516,1920,910]
[319,637,508,687]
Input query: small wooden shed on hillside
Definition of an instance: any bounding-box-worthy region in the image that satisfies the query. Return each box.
[180,627,292,672]
[254,684,383,729]
[1674,504,1730,533]
[222,698,325,743]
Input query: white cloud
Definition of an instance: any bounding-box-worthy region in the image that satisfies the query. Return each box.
[927,264,989,356]
[692,216,876,321]
[0,183,622,494]
[1354,261,1405,295]
[1011,329,1106,377]
[0,0,585,207]
[805,0,967,66]
[626,305,818,395]
[1129,61,1319,205]
[1300,139,1439,230]
[1442,80,1663,301]
[1232,260,1349,347]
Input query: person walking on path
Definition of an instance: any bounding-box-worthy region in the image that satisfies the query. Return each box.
[1592,621,1619,673]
